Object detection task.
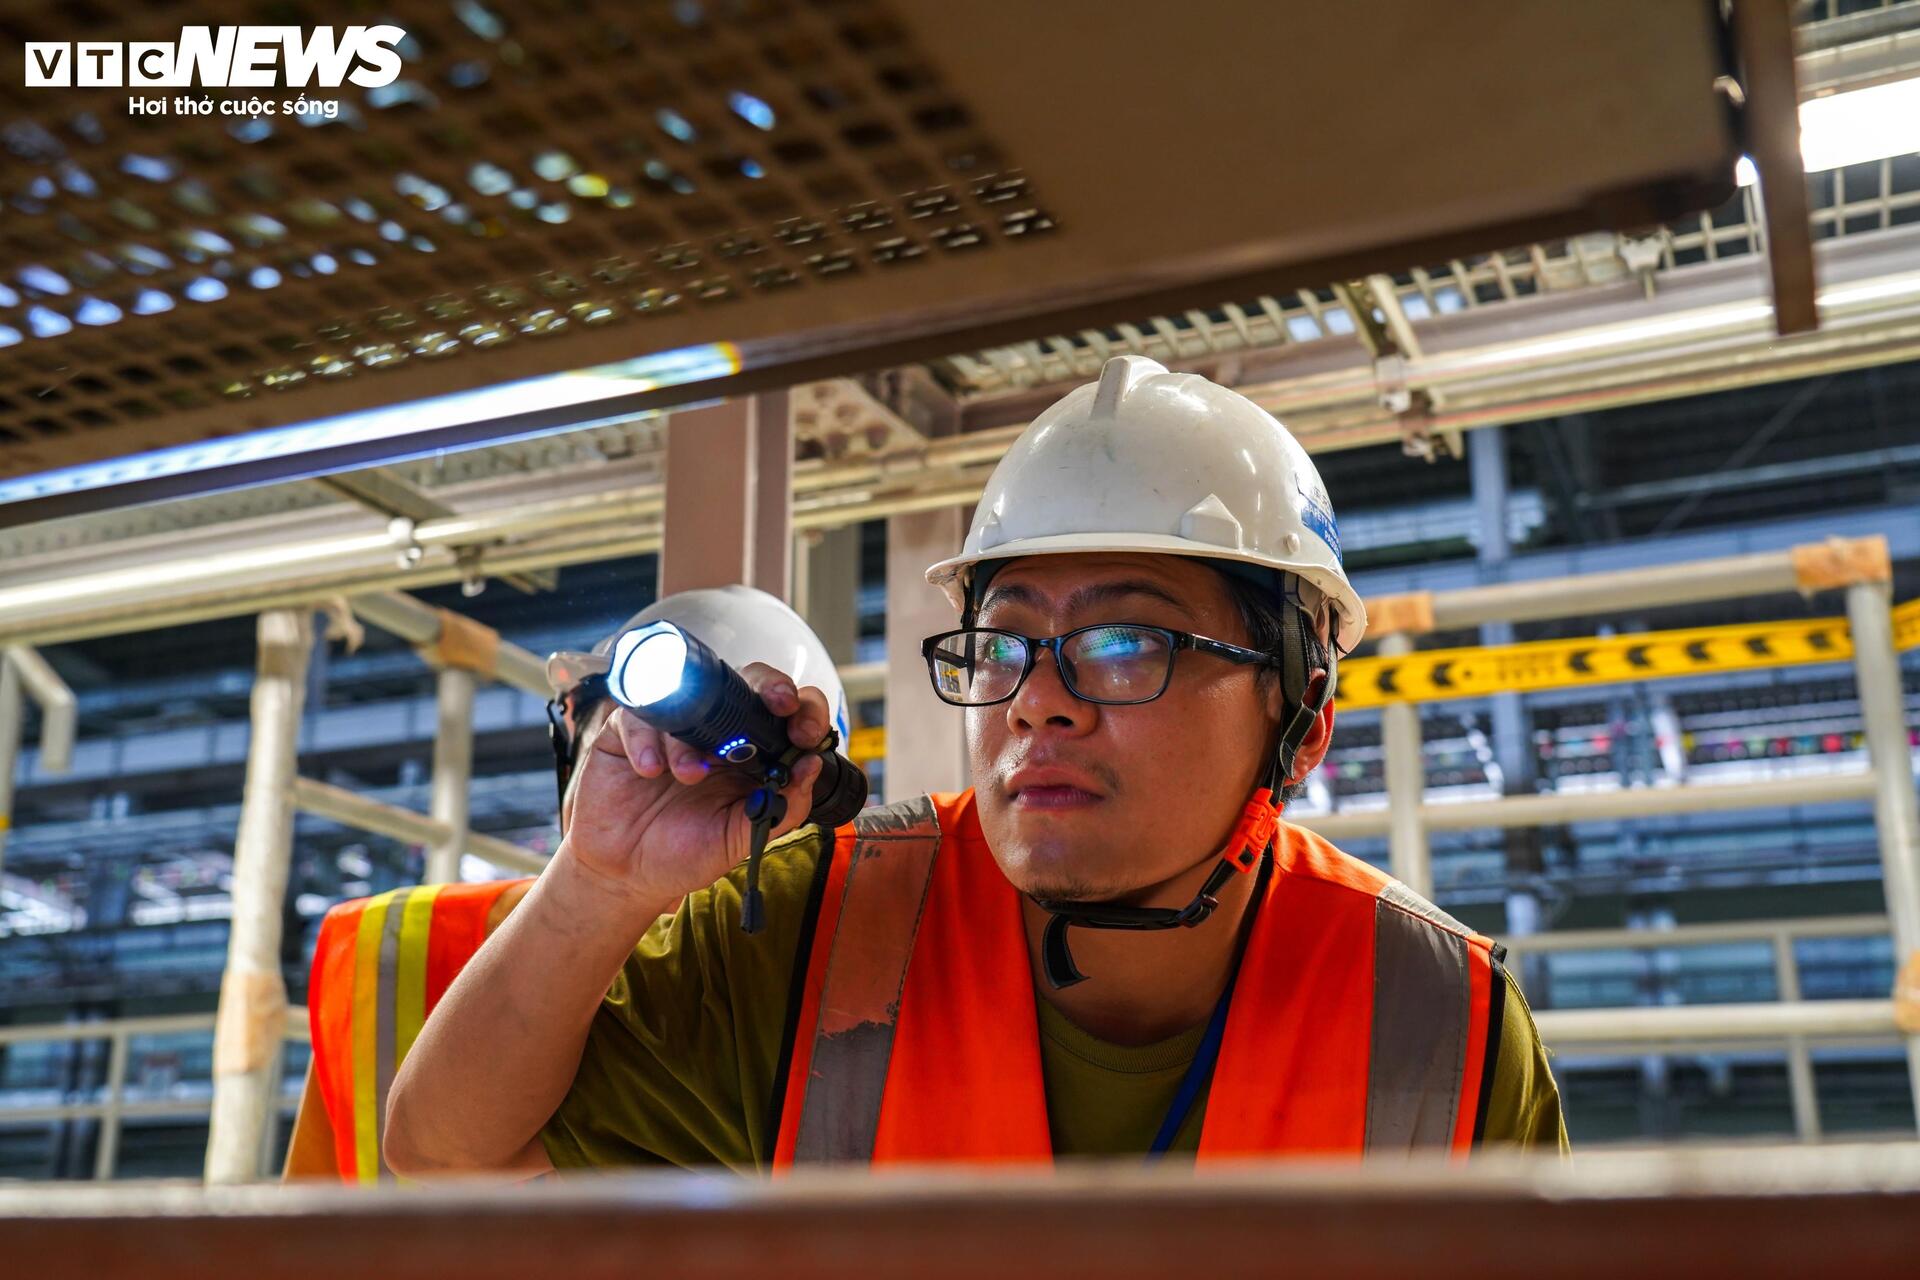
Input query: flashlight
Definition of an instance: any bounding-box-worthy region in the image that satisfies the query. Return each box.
[606,619,870,870]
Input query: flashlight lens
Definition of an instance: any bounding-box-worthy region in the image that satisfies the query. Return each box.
[613,625,689,707]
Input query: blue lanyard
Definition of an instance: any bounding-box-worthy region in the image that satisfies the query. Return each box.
[1146,854,1271,1159]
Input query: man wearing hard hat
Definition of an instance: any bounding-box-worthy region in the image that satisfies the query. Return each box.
[386,357,1566,1173]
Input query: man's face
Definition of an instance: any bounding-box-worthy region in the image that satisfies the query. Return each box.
[965,553,1298,905]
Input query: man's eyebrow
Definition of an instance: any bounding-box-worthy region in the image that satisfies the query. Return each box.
[978,578,1192,618]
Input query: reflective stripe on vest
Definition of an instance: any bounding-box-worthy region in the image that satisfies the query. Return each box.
[309,878,531,1182]
[773,790,1500,1165]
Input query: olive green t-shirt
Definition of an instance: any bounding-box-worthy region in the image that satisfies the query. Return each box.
[540,825,1568,1169]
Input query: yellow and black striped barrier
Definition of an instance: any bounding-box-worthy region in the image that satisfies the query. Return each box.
[836,599,1919,751]
[847,726,887,765]
[1338,597,1920,709]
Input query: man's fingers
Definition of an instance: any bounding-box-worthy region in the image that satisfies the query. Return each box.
[789,686,832,750]
[771,754,820,837]
[608,710,667,778]
[740,662,800,716]
[666,740,711,785]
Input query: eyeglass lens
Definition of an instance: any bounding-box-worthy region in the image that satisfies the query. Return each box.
[929,626,1175,705]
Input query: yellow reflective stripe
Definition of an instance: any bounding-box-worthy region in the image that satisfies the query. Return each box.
[393,882,445,1070]
[350,889,398,1185]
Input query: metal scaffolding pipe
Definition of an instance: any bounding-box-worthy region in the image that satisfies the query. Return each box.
[1293,770,1884,842]
[1775,932,1822,1144]
[1844,579,1920,1126]
[290,777,547,876]
[292,777,443,845]
[463,829,546,876]
[0,658,19,880]
[349,591,552,699]
[1532,998,1898,1046]
[1497,914,1889,955]
[205,609,311,1186]
[1425,548,1805,630]
[427,667,476,886]
[1376,632,1431,898]
[3,646,75,774]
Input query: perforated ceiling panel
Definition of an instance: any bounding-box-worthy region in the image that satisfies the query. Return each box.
[0,0,1742,522]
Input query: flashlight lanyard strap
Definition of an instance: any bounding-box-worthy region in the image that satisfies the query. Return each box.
[740,786,787,935]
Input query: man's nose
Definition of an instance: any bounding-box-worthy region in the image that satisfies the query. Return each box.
[1007,645,1095,736]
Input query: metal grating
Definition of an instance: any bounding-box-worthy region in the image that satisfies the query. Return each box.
[0,0,1053,467]
[946,150,1920,396]
[0,0,1745,521]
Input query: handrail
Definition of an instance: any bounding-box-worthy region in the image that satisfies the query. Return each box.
[1498,914,1889,956]
[0,1009,310,1181]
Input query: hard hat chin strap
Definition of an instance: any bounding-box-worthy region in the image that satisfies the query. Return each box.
[1030,667,1332,990]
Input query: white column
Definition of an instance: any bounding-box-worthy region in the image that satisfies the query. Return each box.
[660,393,794,599]
[801,525,862,665]
[205,609,311,1184]
[752,390,793,600]
[661,398,755,597]
[883,508,970,802]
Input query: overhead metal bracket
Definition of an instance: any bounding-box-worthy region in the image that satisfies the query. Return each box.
[316,469,555,596]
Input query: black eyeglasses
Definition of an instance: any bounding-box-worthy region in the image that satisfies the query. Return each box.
[921,624,1281,708]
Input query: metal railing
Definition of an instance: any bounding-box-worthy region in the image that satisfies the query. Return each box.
[1286,534,1920,1132]
[1507,915,1897,1142]
[0,644,75,880]
[5,531,1916,1182]
[0,1009,309,1181]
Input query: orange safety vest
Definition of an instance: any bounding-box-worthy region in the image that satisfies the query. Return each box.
[308,878,533,1182]
[773,791,1503,1165]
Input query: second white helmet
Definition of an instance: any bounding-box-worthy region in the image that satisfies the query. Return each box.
[549,584,851,743]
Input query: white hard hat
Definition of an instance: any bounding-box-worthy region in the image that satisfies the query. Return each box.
[547,584,852,742]
[925,355,1366,653]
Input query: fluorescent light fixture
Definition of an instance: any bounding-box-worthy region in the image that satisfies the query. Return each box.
[1736,75,1920,186]
[1431,302,1776,374]
[0,342,742,509]
[1421,270,1920,378]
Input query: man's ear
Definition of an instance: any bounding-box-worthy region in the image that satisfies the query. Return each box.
[1289,696,1336,784]
[1269,669,1335,785]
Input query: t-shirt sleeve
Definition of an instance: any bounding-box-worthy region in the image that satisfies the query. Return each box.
[539,826,826,1172]
[1478,969,1570,1153]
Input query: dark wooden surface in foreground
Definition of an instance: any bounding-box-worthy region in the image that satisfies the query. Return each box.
[6,1144,1920,1279]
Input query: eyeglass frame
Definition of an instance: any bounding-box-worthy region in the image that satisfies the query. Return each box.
[920,623,1284,708]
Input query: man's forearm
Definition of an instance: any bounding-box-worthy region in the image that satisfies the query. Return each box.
[383,843,673,1173]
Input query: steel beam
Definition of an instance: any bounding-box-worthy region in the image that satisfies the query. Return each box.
[1736,0,1819,334]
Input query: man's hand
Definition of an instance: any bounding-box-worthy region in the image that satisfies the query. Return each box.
[558,662,834,912]
[385,663,835,1176]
